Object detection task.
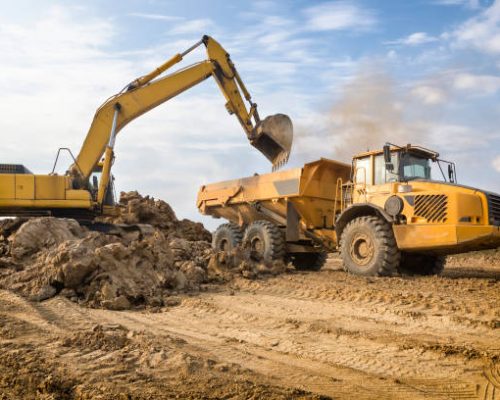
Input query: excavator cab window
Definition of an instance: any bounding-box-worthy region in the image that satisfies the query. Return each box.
[104,176,116,206]
[89,168,116,205]
[89,170,101,199]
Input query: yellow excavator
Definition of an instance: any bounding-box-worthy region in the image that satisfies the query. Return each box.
[0,36,293,220]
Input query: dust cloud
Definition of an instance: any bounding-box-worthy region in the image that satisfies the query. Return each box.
[294,65,432,163]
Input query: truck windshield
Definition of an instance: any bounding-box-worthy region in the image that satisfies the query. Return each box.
[400,153,431,181]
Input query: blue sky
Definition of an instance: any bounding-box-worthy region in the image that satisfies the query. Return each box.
[1,0,499,229]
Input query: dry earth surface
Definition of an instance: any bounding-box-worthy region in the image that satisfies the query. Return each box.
[0,256,499,399]
[0,192,498,399]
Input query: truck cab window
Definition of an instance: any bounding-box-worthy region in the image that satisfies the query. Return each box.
[374,153,399,184]
[401,153,431,181]
[355,157,371,185]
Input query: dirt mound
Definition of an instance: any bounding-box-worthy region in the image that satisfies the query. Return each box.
[101,191,212,242]
[0,193,288,310]
[0,217,213,309]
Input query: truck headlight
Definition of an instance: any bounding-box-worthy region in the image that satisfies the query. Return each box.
[385,195,404,217]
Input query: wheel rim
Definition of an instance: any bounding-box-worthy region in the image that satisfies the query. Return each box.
[218,238,230,252]
[250,237,265,258]
[350,233,374,266]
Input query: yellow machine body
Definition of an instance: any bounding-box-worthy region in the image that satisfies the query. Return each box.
[0,170,92,217]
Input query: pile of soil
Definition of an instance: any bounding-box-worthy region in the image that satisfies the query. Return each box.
[100,190,212,242]
[0,192,287,310]
[0,217,213,309]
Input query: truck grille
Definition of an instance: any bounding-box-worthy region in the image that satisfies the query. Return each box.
[487,193,500,226]
[414,195,448,223]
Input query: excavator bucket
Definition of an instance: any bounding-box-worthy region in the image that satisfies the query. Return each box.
[252,114,293,170]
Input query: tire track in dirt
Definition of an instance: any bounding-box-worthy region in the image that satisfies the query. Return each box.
[0,259,498,400]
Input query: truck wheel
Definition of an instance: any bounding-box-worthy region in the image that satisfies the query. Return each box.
[212,223,243,252]
[340,216,400,276]
[399,253,445,276]
[289,252,327,271]
[243,220,285,262]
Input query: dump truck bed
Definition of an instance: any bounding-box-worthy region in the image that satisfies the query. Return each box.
[197,158,351,248]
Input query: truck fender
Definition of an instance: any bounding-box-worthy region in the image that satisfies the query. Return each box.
[335,203,393,240]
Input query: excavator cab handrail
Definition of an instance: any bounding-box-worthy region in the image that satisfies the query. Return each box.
[51,147,83,177]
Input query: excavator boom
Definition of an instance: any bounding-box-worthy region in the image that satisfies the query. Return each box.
[71,36,293,189]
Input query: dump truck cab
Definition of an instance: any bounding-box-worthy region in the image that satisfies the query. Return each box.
[352,144,447,185]
[337,144,500,274]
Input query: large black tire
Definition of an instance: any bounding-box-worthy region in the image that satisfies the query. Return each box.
[212,223,243,253]
[398,253,445,276]
[243,220,285,262]
[289,252,327,271]
[340,216,400,276]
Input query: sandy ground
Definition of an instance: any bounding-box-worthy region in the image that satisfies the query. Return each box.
[1,257,499,400]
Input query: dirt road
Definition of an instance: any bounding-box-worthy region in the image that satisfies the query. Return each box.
[1,258,499,399]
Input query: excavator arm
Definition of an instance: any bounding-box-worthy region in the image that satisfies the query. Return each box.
[70,36,292,206]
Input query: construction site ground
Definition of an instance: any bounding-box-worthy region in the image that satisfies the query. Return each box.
[1,255,499,400]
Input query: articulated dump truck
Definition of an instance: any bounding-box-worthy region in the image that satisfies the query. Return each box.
[197,144,500,276]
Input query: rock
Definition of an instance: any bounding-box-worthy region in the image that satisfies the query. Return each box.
[102,295,131,311]
[59,288,77,298]
[173,271,188,290]
[31,285,57,302]
[148,296,164,307]
[165,297,181,307]
[10,217,86,260]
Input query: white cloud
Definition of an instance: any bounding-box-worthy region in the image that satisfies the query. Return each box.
[259,15,291,27]
[493,155,500,172]
[225,14,314,63]
[128,13,182,21]
[387,49,397,59]
[453,72,500,94]
[427,124,483,152]
[304,1,377,31]
[411,85,447,104]
[433,0,480,9]
[452,1,500,55]
[387,32,438,46]
[169,18,214,35]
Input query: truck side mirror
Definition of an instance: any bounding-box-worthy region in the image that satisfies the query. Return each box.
[448,164,454,183]
[383,145,394,171]
[383,145,391,164]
